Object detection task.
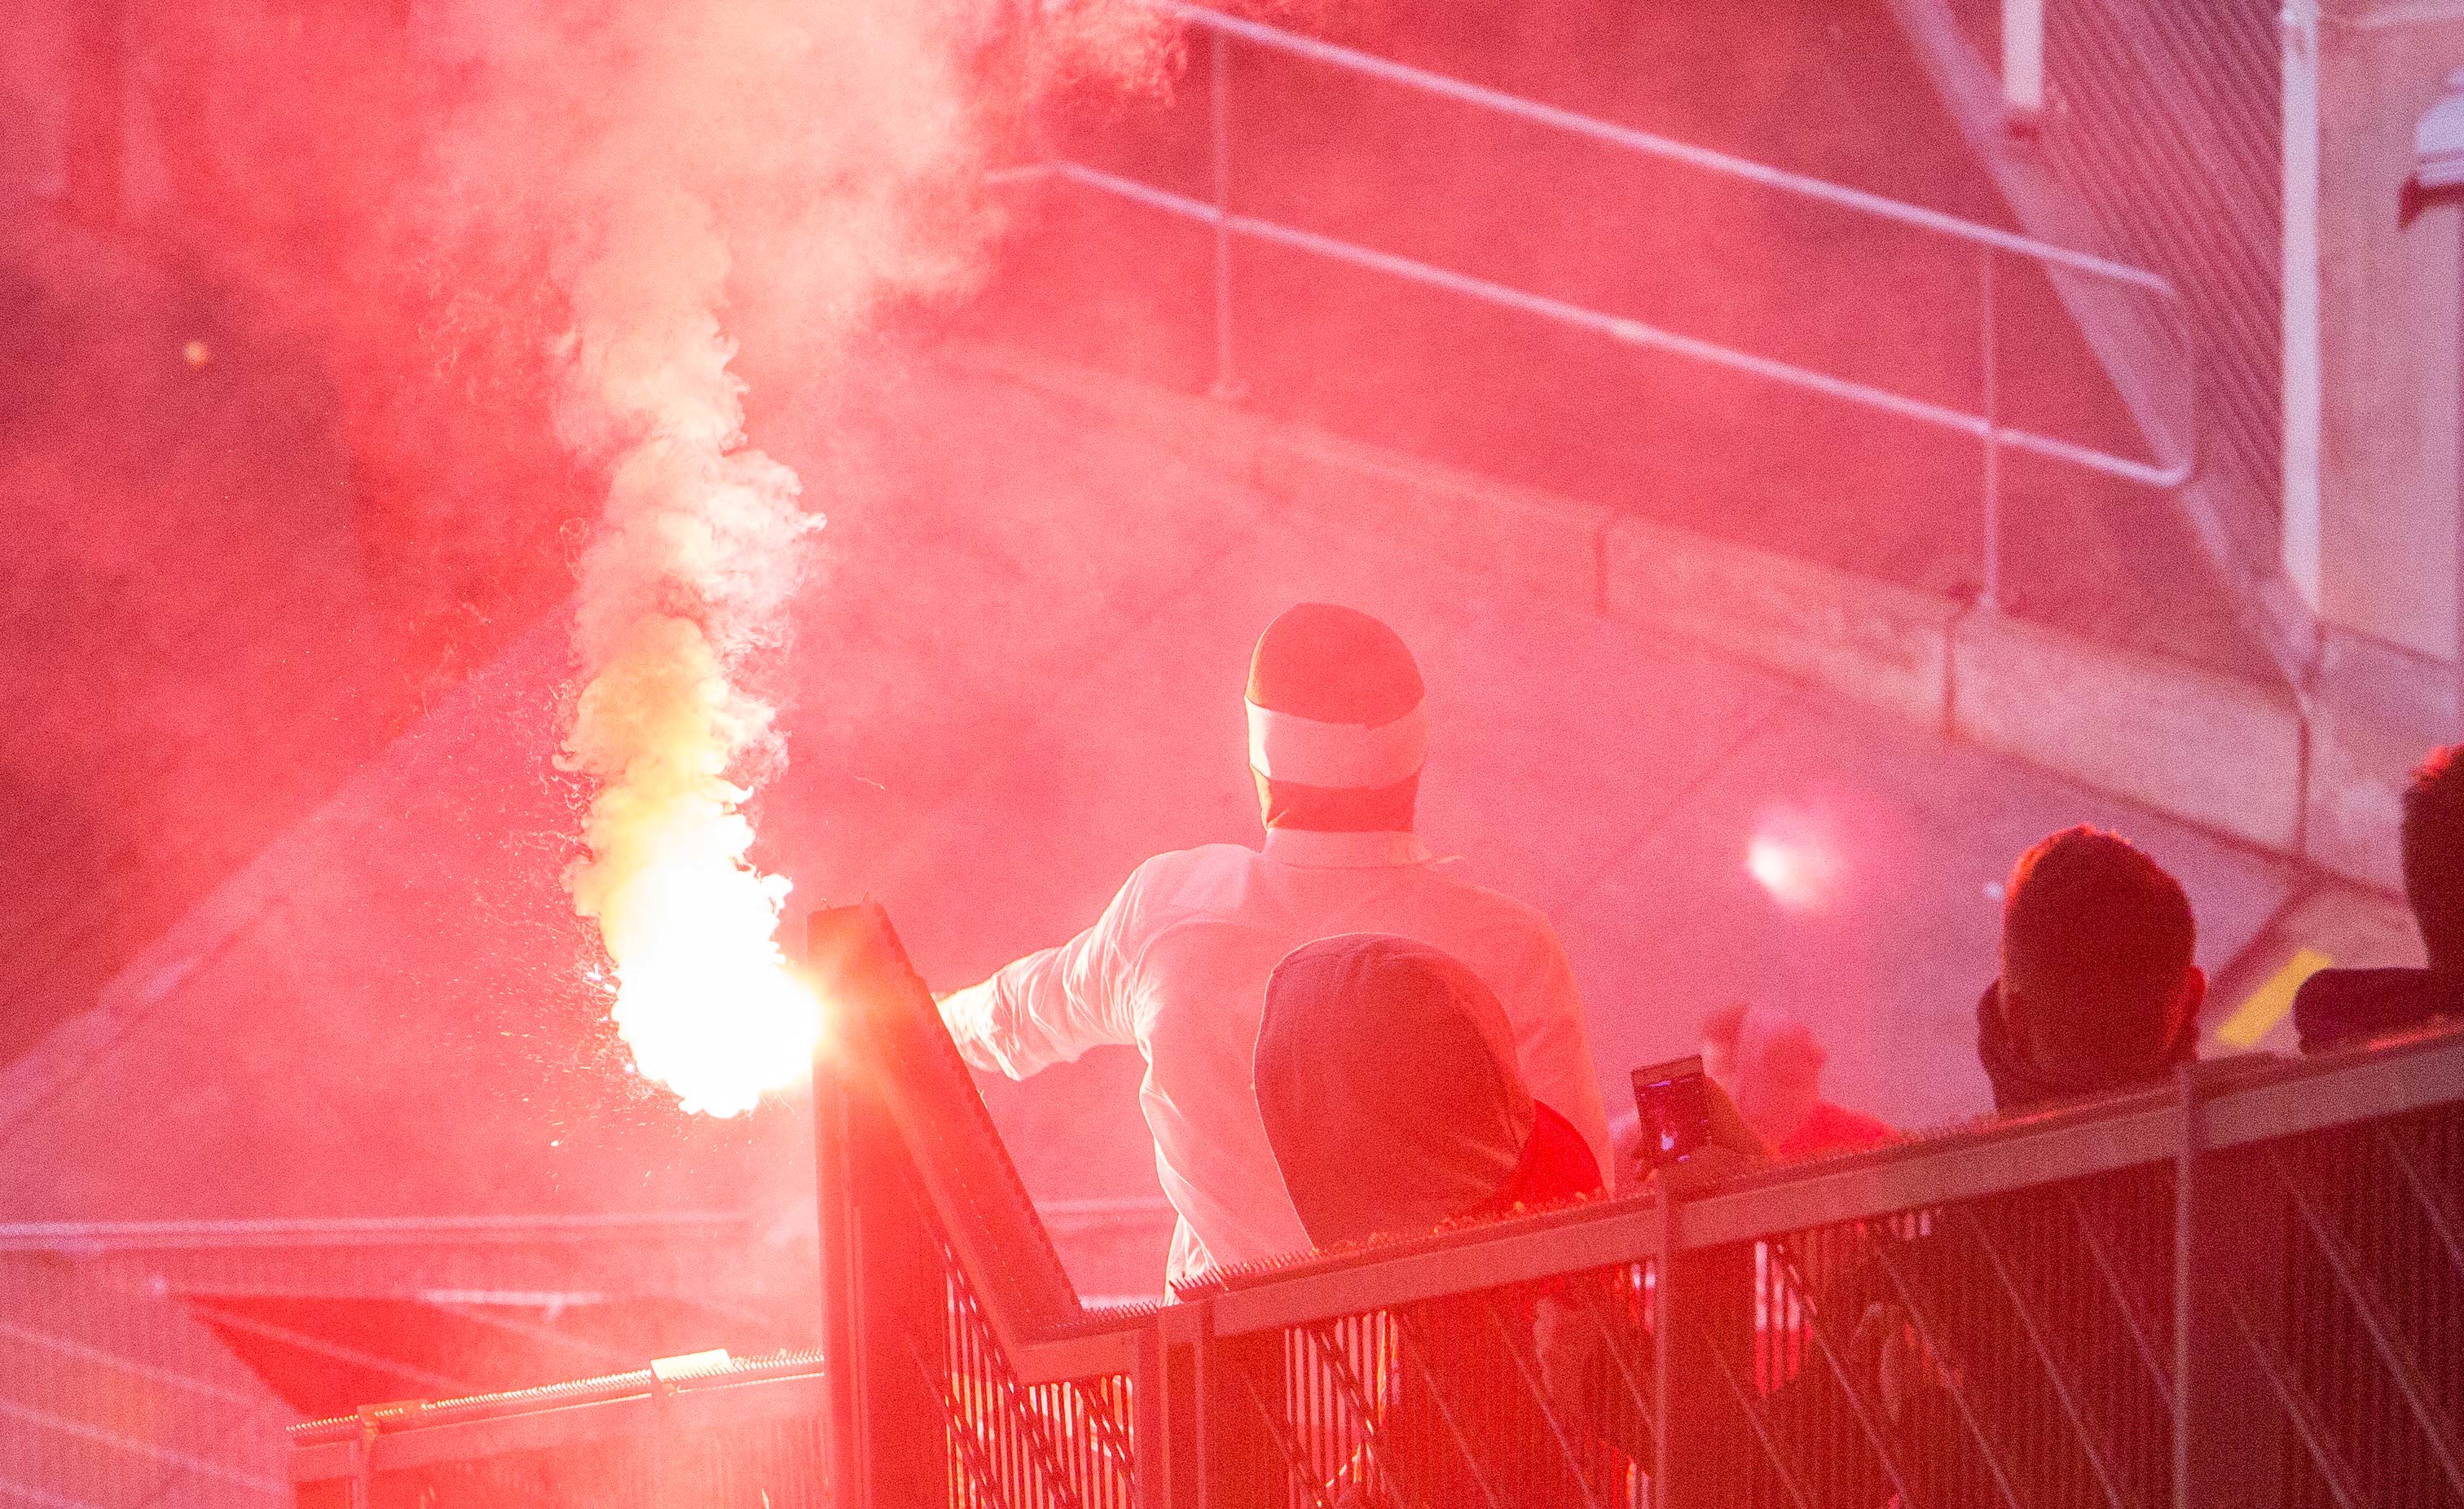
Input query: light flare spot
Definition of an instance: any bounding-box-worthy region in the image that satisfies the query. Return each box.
[1745,812,1843,913]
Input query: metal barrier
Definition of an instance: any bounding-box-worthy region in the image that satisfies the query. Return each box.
[0,1212,770,1509]
[993,2,2198,611]
[292,904,2464,1508]
[285,1353,829,1509]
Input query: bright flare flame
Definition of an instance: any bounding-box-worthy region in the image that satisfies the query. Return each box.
[557,186,822,1120]
[566,617,816,1119]
[514,1,1188,1117]
[1745,810,1842,915]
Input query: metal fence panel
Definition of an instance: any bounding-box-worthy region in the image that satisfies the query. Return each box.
[286,914,2464,1509]
[1682,1162,2178,1509]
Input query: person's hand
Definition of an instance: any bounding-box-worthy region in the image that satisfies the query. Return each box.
[1846,1301,1949,1423]
[1611,1112,1648,1195]
[1642,1077,1771,1195]
[1533,1291,1598,1418]
[1703,1075,1768,1159]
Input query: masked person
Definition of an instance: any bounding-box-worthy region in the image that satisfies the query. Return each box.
[1255,935,1622,1506]
[938,604,1613,1289]
[1255,934,1605,1249]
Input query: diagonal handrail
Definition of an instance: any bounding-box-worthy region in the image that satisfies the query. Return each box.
[1005,2,2201,611]
[1151,1,2173,291]
[1041,158,2188,493]
[1477,1293,1608,1509]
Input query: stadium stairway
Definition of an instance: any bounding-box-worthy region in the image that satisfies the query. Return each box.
[979,0,2268,680]
[962,0,2421,884]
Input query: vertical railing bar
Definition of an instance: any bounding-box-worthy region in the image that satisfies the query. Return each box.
[649,1369,671,1507]
[948,1265,1089,1509]
[1207,26,1239,402]
[2172,1068,2198,1509]
[911,1329,1020,1509]
[1476,1295,1607,1509]
[1956,1208,2131,1509]
[2060,1188,2177,1413]
[1978,243,2002,613]
[349,1414,375,1509]
[2267,1146,2464,1500]
[1569,1281,1654,1441]
[1762,1238,1925,1508]
[1652,1198,1674,1507]
[1071,1377,1136,1476]
[1233,1359,1338,1509]
[1868,1236,2031,1509]
[1307,1318,1436,1509]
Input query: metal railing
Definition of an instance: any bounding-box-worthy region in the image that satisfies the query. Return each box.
[293,905,2464,1509]
[0,1212,781,1509]
[996,2,2198,610]
[286,1352,829,1508]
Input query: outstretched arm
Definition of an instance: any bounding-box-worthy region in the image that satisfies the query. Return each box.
[937,868,1146,1078]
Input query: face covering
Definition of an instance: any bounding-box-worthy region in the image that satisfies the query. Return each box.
[1974,980,2195,1114]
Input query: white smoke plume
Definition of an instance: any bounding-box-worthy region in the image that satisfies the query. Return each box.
[413,0,1186,1115]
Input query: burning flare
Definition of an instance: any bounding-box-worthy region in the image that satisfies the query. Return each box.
[477,0,1189,1116]
[559,187,821,1120]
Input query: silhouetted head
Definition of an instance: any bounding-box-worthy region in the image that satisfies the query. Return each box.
[2404,745,2464,975]
[1995,826,2203,1102]
[1256,935,1529,1247]
[1245,604,1425,834]
[1701,1001,1825,1146]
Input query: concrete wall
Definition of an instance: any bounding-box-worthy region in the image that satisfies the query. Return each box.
[2302,0,2464,671]
[955,341,2346,875]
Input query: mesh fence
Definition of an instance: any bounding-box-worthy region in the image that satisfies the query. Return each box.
[1693,1162,2179,1509]
[2263,1105,2464,1509]
[1223,1261,1650,1507]
[286,1086,2464,1509]
[940,1244,1137,1508]
[287,910,2464,1509]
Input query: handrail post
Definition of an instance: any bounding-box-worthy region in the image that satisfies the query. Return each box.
[2173,1064,2294,1509]
[810,907,952,1509]
[1208,27,1243,402]
[1652,1182,1752,1509]
[1652,1194,1674,1504]
[1979,243,2003,614]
